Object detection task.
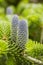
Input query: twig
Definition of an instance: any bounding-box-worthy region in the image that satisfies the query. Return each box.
[24,54,43,65]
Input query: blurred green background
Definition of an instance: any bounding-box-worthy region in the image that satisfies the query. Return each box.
[0,0,43,42]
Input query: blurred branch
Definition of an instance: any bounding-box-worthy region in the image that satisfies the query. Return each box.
[24,54,43,65]
[30,0,43,3]
[40,26,43,44]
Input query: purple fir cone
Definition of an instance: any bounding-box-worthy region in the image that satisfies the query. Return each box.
[17,19,28,51]
[11,15,19,42]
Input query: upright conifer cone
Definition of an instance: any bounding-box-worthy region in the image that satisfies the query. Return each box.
[11,15,19,43]
[17,19,28,52]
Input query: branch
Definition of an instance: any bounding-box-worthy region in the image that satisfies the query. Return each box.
[40,27,43,44]
[24,54,43,65]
